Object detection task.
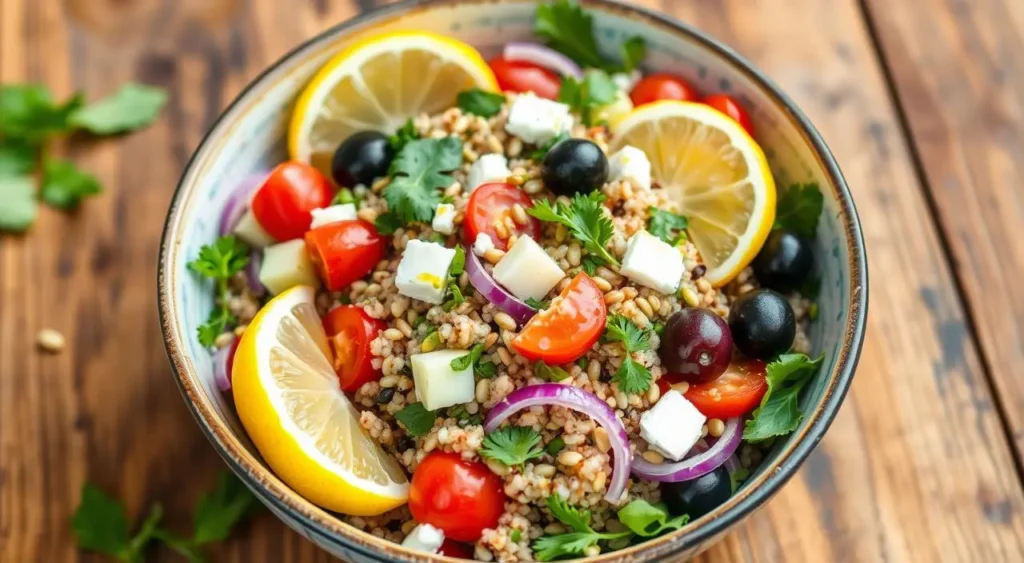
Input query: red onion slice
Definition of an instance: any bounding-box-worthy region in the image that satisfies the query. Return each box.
[212,336,237,392]
[219,171,270,236]
[245,250,265,298]
[484,383,631,503]
[630,417,742,482]
[504,43,584,79]
[465,248,536,325]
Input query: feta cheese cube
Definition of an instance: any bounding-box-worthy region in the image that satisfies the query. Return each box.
[401,523,445,554]
[640,390,706,461]
[505,94,573,145]
[431,203,456,235]
[259,239,320,295]
[473,233,495,257]
[396,240,456,304]
[233,209,276,249]
[309,204,357,229]
[620,230,684,294]
[608,145,652,190]
[492,235,565,301]
[411,350,475,411]
[468,153,512,192]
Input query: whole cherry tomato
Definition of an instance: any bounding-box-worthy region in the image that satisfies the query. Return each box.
[322,305,386,391]
[304,220,383,291]
[463,183,541,251]
[489,56,562,100]
[251,161,334,241]
[408,452,505,542]
[629,73,700,107]
[703,94,755,136]
[512,273,607,365]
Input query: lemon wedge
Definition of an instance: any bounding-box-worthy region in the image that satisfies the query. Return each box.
[289,31,498,169]
[232,286,409,515]
[612,101,776,287]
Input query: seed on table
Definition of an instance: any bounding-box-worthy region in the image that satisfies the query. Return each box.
[708,418,726,438]
[376,387,396,404]
[642,450,665,464]
[557,451,583,466]
[36,329,65,353]
[484,248,506,264]
[494,312,517,331]
[383,328,404,341]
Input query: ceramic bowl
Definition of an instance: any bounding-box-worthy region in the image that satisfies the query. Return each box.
[158,0,868,560]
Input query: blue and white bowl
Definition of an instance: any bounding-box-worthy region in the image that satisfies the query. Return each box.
[158,0,868,560]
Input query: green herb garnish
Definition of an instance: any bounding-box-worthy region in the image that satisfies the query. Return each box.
[457,89,506,118]
[529,131,570,161]
[188,236,250,347]
[480,426,545,467]
[388,118,418,152]
[67,83,168,135]
[533,0,645,73]
[525,297,551,310]
[743,353,824,441]
[545,437,566,455]
[603,315,653,394]
[529,192,618,269]
[383,137,463,226]
[557,70,617,126]
[535,361,572,382]
[332,187,356,205]
[476,360,498,378]
[647,207,689,245]
[396,402,437,437]
[450,342,485,371]
[774,182,823,239]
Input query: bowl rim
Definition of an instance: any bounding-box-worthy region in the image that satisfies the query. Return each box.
[158,0,868,560]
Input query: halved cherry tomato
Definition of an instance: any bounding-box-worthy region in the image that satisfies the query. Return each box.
[682,360,768,419]
[322,305,386,391]
[703,94,754,136]
[438,539,474,559]
[304,220,383,291]
[512,273,607,365]
[488,56,561,100]
[408,452,504,542]
[463,183,541,250]
[629,73,700,107]
[251,161,334,241]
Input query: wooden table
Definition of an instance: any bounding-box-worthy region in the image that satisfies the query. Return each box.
[4,0,1024,561]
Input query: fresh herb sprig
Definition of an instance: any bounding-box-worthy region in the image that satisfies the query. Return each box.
[528,192,618,270]
[603,315,654,394]
[535,361,572,382]
[450,342,485,371]
[743,353,824,441]
[529,131,569,161]
[442,246,467,312]
[480,426,545,467]
[396,402,437,437]
[388,118,419,152]
[773,182,823,239]
[188,235,250,347]
[647,207,689,245]
[457,89,507,118]
[533,0,646,73]
[557,70,618,126]
[382,136,463,227]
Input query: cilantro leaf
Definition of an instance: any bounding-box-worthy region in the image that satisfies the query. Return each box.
[525,297,550,310]
[0,175,39,232]
[558,70,618,126]
[40,158,101,209]
[534,0,606,69]
[374,211,403,235]
[617,500,688,537]
[528,192,618,268]
[68,83,167,135]
[480,426,545,466]
[384,137,463,225]
[604,315,651,352]
[530,131,569,161]
[580,254,602,275]
[388,119,418,152]
[547,494,593,533]
[450,342,484,371]
[396,402,437,437]
[534,495,633,561]
[476,360,498,378]
[449,245,466,276]
[0,137,38,177]
[743,353,823,441]
[71,484,132,558]
[457,89,506,118]
[197,308,236,348]
[190,473,258,544]
[0,84,82,140]
[613,357,651,394]
[620,37,646,72]
[647,207,689,244]
[535,360,572,382]
[442,282,465,312]
[774,182,823,239]
[188,236,250,281]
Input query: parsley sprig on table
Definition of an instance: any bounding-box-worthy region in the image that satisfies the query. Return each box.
[534,0,646,73]
[480,426,545,467]
[773,182,823,239]
[647,207,689,245]
[0,82,166,232]
[528,192,618,270]
[188,235,250,347]
[743,353,824,441]
[72,472,257,563]
[381,136,463,229]
[603,315,654,394]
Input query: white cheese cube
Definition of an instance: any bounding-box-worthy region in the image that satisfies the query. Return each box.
[233,209,276,249]
[640,390,706,461]
[505,94,573,145]
[309,204,357,229]
[611,69,642,92]
[411,350,476,411]
[473,233,495,257]
[468,153,512,192]
[431,203,456,235]
[492,235,564,301]
[608,145,652,191]
[620,230,684,294]
[396,240,456,305]
[401,523,445,554]
[259,239,320,295]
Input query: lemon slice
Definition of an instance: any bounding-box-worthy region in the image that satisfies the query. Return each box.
[232,286,409,515]
[612,101,776,287]
[289,31,498,168]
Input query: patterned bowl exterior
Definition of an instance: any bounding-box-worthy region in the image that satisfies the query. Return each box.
[158,1,868,561]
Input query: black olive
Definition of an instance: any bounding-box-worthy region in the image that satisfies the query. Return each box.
[752,230,813,293]
[541,138,608,196]
[661,465,732,520]
[331,131,394,187]
[376,387,396,404]
[728,289,796,360]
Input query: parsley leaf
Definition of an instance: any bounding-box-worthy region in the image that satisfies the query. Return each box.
[0,84,82,140]
[529,131,569,161]
[547,494,594,533]
[442,282,465,312]
[68,83,167,135]
[613,358,650,395]
[535,360,572,382]
[647,207,689,245]
[457,89,506,118]
[774,182,823,239]
[617,500,688,537]
[197,308,236,349]
[558,70,618,126]
[620,37,646,72]
[384,137,463,225]
[604,315,653,394]
[528,192,618,268]
[40,158,102,209]
[534,495,633,561]
[450,342,485,371]
[0,137,38,177]
[743,353,823,441]
[0,175,39,232]
[477,360,498,378]
[580,254,603,275]
[525,297,550,310]
[189,473,258,544]
[449,245,466,276]
[188,236,250,347]
[72,483,141,560]
[374,211,403,235]
[388,119,418,152]
[396,402,437,437]
[480,426,545,467]
[534,0,606,69]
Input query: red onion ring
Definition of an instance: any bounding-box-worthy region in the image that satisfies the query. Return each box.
[504,43,584,79]
[245,250,265,298]
[212,336,238,392]
[484,383,631,503]
[219,171,270,236]
[465,247,536,325]
[630,417,742,482]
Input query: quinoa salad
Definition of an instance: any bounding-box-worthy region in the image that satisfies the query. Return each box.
[189,2,825,560]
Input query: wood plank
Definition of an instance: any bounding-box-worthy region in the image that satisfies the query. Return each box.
[861,0,1024,465]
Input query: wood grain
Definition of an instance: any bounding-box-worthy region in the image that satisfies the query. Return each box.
[2,0,1024,562]
[860,0,1024,466]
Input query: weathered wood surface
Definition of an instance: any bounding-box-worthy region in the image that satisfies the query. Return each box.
[2,0,1024,561]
